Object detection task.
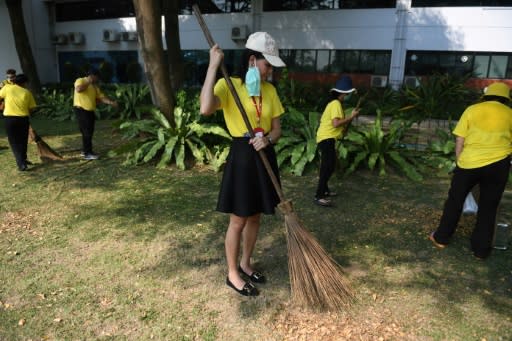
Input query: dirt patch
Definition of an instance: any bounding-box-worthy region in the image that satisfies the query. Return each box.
[0,211,40,237]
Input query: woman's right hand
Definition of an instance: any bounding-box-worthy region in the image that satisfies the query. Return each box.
[209,44,224,69]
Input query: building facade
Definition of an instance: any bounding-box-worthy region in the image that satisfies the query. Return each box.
[1,0,511,88]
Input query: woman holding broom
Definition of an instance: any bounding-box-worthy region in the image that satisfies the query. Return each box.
[199,32,286,296]
[314,76,360,207]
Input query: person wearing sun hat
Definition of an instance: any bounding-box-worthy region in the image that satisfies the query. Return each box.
[200,32,286,296]
[430,81,512,259]
[314,76,360,207]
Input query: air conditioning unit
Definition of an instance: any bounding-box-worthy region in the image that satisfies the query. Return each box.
[102,29,119,42]
[68,32,85,45]
[231,25,249,41]
[121,31,138,42]
[370,75,388,88]
[404,76,421,88]
[52,34,68,45]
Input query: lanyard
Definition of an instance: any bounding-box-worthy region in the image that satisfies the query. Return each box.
[251,95,263,125]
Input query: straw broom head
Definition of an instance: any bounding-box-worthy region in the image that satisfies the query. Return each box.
[279,201,354,311]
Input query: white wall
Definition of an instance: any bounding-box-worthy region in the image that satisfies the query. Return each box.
[406,7,512,52]
[3,4,512,83]
[0,0,57,83]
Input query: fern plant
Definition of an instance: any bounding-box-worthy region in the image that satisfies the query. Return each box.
[340,109,423,181]
[112,106,231,170]
[276,107,320,176]
[35,88,74,121]
[113,83,152,120]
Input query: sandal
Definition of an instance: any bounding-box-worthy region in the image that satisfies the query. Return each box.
[226,277,259,296]
[314,197,332,207]
[238,266,266,283]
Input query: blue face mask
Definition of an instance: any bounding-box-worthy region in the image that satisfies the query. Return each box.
[245,65,261,97]
[343,93,353,102]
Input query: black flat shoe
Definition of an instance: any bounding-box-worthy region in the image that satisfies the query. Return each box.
[238,266,266,283]
[226,277,259,296]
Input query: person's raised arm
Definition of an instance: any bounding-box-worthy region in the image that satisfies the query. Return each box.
[75,76,91,93]
[200,44,223,116]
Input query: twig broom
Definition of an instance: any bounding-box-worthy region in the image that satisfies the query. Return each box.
[28,125,64,161]
[193,4,354,311]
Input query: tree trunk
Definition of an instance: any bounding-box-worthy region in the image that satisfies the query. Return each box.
[5,0,42,95]
[133,0,175,123]
[163,1,184,92]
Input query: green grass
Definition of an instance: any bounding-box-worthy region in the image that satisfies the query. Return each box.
[0,118,511,340]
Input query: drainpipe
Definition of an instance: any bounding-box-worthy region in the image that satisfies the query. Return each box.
[389,0,410,90]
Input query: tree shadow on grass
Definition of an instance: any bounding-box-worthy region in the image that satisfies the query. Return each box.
[293,170,512,338]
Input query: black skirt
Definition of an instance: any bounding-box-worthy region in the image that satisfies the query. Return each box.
[217,138,281,216]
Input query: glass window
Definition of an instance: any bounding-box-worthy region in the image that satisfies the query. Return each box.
[488,55,508,78]
[344,51,360,72]
[359,51,375,73]
[412,1,512,7]
[375,52,392,75]
[330,51,345,73]
[264,0,395,11]
[55,1,135,21]
[180,0,251,14]
[294,50,316,72]
[58,51,140,83]
[507,56,512,79]
[316,50,331,72]
[473,55,490,78]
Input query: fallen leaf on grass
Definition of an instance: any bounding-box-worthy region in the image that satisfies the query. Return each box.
[53,318,63,323]
[18,319,26,326]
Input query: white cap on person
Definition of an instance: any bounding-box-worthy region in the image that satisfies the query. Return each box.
[245,32,286,67]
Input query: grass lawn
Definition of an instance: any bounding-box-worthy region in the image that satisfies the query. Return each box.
[0,117,511,340]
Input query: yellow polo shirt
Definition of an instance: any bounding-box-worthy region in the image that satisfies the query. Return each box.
[316,99,345,143]
[0,79,14,88]
[214,78,284,137]
[453,100,512,169]
[73,77,105,111]
[0,84,36,117]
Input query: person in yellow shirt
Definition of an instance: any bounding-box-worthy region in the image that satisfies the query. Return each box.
[314,76,360,207]
[200,32,286,297]
[73,68,117,160]
[0,69,16,89]
[429,82,512,259]
[0,74,36,171]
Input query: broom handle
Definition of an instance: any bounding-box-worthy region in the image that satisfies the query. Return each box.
[192,4,286,203]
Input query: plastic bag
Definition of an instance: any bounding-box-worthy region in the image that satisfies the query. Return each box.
[463,192,478,214]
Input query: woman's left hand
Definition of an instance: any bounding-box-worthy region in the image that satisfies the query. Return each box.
[249,136,269,151]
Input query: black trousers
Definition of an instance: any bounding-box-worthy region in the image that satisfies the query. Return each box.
[4,116,29,169]
[316,138,336,199]
[434,156,510,257]
[74,107,96,154]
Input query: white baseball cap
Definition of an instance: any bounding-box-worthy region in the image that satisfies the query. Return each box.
[245,32,286,67]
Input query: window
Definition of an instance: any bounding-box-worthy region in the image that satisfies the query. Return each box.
[474,55,490,77]
[180,0,251,14]
[412,1,512,7]
[488,55,508,78]
[58,51,140,83]
[316,50,330,72]
[263,0,396,11]
[55,1,135,21]
[406,51,512,79]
